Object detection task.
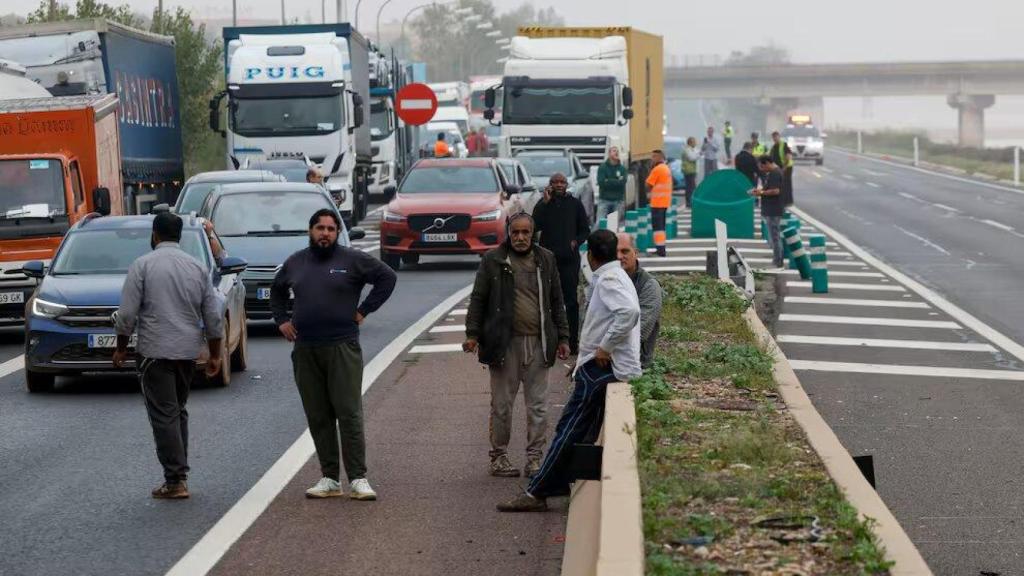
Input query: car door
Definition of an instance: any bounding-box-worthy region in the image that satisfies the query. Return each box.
[208,227,245,348]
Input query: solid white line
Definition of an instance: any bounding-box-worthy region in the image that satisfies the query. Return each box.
[842,149,1024,196]
[778,313,960,329]
[785,296,930,309]
[866,182,881,188]
[931,203,960,213]
[777,335,995,352]
[164,284,474,576]
[788,281,905,292]
[788,360,1024,381]
[782,270,885,278]
[0,355,24,379]
[794,205,1024,366]
[409,343,463,353]
[449,308,467,316]
[982,219,1014,232]
[429,324,466,333]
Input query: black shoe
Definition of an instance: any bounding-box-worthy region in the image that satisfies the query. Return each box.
[152,481,189,499]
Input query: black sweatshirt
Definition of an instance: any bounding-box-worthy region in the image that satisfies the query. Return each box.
[270,246,397,344]
[532,193,591,263]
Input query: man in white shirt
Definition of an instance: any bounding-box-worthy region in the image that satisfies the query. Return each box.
[498,229,641,512]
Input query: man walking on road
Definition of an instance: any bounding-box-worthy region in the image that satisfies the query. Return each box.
[113,212,224,499]
[463,213,571,478]
[723,121,735,160]
[271,208,397,500]
[616,232,663,369]
[701,126,720,179]
[596,146,627,222]
[533,173,591,355]
[770,130,795,206]
[645,150,672,257]
[497,229,641,512]
[682,137,700,207]
[755,155,786,269]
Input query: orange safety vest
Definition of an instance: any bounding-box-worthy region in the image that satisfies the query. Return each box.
[434,140,450,157]
[646,163,673,208]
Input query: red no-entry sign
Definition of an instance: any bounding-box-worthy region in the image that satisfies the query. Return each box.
[395,83,438,126]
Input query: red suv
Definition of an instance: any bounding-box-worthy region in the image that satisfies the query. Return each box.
[380,158,519,270]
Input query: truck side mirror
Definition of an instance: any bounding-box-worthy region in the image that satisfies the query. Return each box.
[484,88,496,109]
[383,185,397,199]
[483,109,494,121]
[208,91,226,137]
[622,86,634,108]
[92,187,111,216]
[622,108,634,120]
[353,105,364,128]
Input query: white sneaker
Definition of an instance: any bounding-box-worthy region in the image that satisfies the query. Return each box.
[305,477,343,499]
[349,478,377,501]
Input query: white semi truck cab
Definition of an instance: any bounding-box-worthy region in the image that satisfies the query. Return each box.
[212,24,372,225]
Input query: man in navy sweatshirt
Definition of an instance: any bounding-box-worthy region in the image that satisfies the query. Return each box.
[271,208,397,500]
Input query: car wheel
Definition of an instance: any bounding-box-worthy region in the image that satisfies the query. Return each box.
[401,253,420,266]
[26,369,55,393]
[816,158,824,166]
[382,252,401,271]
[210,318,231,387]
[230,311,249,372]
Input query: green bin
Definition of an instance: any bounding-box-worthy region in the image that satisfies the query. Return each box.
[691,169,756,238]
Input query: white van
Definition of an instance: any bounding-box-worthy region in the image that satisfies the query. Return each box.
[431,106,471,137]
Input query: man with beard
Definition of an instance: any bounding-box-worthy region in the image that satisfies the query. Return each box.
[270,208,397,500]
[463,212,571,478]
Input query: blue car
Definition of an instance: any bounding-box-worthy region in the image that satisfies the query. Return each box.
[22,214,249,393]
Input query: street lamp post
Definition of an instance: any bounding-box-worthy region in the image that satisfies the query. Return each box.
[376,0,396,46]
[354,0,364,28]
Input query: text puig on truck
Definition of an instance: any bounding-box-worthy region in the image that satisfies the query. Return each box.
[210,24,372,225]
[0,19,185,214]
[482,27,663,203]
[0,95,118,323]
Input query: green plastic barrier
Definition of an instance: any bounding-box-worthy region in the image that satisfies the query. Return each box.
[691,169,756,238]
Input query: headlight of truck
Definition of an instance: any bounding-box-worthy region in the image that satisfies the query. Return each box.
[383,210,406,223]
[32,298,68,319]
[326,182,348,204]
[473,209,502,222]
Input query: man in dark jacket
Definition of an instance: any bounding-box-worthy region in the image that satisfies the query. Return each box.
[734,142,760,187]
[464,212,571,478]
[533,173,590,354]
[596,146,627,222]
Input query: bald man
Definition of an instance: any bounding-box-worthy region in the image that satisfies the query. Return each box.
[616,232,663,369]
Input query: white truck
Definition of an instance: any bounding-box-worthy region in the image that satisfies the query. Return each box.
[212,24,372,225]
[368,48,398,201]
[0,59,52,100]
[484,27,663,203]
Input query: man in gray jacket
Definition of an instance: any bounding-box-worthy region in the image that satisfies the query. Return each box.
[616,232,663,368]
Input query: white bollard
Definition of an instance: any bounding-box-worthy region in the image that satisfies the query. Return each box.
[1015,146,1020,187]
[913,137,919,167]
[857,131,863,154]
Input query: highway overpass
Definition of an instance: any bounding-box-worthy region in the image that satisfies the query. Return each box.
[665,60,1024,147]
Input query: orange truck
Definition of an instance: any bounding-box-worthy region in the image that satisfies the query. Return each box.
[0,93,121,322]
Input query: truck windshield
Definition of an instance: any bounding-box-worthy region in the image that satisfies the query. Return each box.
[503,84,615,125]
[232,95,343,137]
[0,159,68,220]
[370,100,393,141]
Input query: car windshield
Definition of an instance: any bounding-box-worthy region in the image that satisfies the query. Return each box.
[400,166,497,194]
[504,82,615,125]
[664,139,685,159]
[177,183,220,213]
[232,94,343,137]
[212,191,333,236]
[0,159,68,220]
[51,229,208,275]
[516,155,571,179]
[782,125,821,138]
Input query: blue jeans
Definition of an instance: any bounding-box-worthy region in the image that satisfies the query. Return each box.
[597,200,623,223]
[763,215,784,267]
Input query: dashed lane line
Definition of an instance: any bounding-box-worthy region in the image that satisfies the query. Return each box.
[429,324,466,333]
[841,174,856,181]
[777,335,996,352]
[981,219,1014,232]
[819,166,834,174]
[932,203,960,213]
[778,314,960,329]
[788,281,905,292]
[787,360,1024,381]
[448,309,467,316]
[409,343,463,354]
[894,225,951,256]
[866,182,881,188]
[784,296,929,309]
[0,355,24,379]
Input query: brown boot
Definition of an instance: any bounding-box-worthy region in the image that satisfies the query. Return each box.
[489,454,521,478]
[524,457,542,478]
[497,492,547,512]
[152,482,190,499]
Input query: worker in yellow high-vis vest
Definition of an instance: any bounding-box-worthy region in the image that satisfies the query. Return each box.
[770,130,795,206]
[723,121,735,160]
[751,132,767,157]
[645,150,673,257]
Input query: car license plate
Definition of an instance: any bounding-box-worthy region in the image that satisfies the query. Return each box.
[88,334,137,348]
[422,233,457,242]
[257,287,271,300]
[0,291,24,305]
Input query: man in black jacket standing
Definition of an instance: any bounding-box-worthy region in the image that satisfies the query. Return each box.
[533,173,590,354]
[463,213,570,478]
[271,208,397,500]
[734,142,760,186]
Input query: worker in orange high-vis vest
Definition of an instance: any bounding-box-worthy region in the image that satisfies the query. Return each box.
[645,150,672,257]
[434,132,451,158]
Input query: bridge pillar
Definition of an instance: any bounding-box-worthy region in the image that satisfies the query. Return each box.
[947,94,994,148]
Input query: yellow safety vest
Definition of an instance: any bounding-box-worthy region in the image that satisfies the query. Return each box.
[752,143,766,156]
[774,142,794,168]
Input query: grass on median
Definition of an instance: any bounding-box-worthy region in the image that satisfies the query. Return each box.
[633,274,892,575]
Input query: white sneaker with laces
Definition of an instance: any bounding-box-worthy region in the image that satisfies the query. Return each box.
[349,478,377,501]
[305,477,343,499]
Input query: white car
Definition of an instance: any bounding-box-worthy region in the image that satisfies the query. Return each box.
[431,106,471,136]
[420,122,467,158]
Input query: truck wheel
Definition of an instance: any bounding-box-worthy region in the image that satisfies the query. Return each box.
[26,369,55,393]
[383,252,401,271]
[230,312,249,372]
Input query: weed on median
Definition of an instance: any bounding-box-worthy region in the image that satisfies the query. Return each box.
[635,274,892,575]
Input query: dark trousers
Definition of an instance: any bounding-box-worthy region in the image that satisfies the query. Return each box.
[703,159,717,177]
[140,358,195,483]
[724,137,733,158]
[557,257,581,349]
[683,174,696,207]
[527,360,617,498]
[293,340,367,482]
[782,166,794,206]
[651,207,667,256]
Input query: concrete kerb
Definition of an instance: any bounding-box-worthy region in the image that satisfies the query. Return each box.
[561,383,644,576]
[742,306,933,575]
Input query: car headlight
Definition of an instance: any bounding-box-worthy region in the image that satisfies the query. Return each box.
[383,210,406,223]
[32,297,68,319]
[473,209,502,222]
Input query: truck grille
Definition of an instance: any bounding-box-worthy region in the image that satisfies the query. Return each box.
[509,136,608,168]
[407,214,471,233]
